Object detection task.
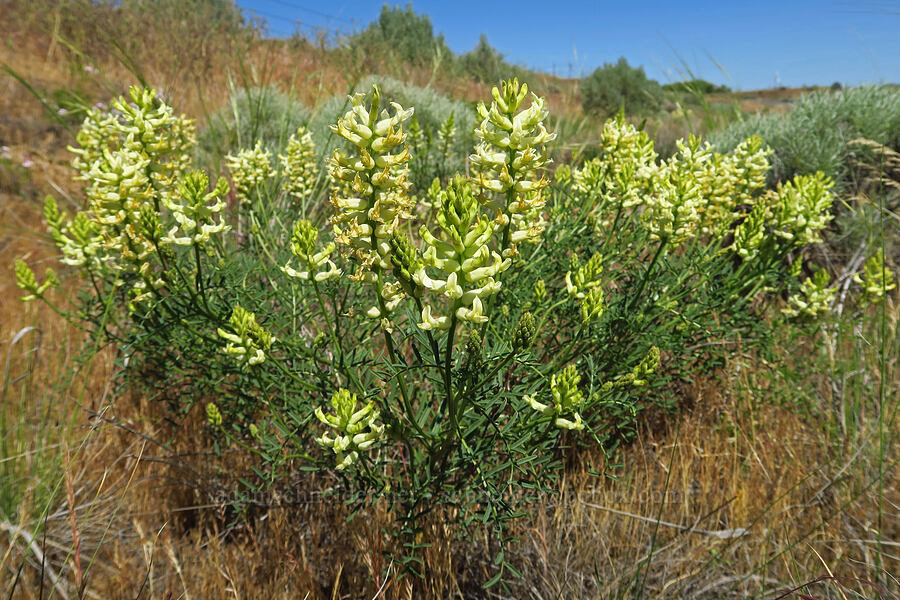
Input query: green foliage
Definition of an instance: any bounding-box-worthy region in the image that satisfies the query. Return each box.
[710,85,900,190]
[197,85,311,170]
[349,3,451,67]
[662,79,731,94]
[581,57,664,117]
[458,34,529,84]
[27,80,848,588]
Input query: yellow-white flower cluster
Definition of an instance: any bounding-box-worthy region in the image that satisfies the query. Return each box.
[415,177,510,330]
[782,269,836,318]
[217,305,273,367]
[225,140,274,207]
[161,171,230,247]
[571,114,658,214]
[44,201,105,269]
[70,87,195,207]
[565,253,605,325]
[642,136,708,244]
[697,135,771,235]
[730,171,835,261]
[281,219,341,282]
[60,87,197,306]
[316,388,384,470]
[470,79,556,256]
[328,86,414,283]
[279,126,318,202]
[525,364,586,430]
[854,251,896,304]
[768,172,834,246]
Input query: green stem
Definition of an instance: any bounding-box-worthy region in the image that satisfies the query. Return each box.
[629,238,668,311]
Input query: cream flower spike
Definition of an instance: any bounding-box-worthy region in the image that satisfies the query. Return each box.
[470,79,556,256]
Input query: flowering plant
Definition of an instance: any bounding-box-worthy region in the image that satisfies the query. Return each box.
[17,79,841,588]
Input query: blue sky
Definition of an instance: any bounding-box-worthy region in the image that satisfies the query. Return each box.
[237,1,900,91]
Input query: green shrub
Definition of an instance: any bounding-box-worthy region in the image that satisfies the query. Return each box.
[23,80,847,590]
[581,57,664,117]
[348,3,451,67]
[662,79,731,94]
[458,34,529,84]
[709,85,900,190]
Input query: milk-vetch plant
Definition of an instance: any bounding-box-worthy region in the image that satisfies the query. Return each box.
[18,77,847,589]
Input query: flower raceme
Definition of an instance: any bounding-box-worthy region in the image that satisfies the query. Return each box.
[854,251,896,304]
[315,389,385,471]
[279,126,319,203]
[225,140,274,206]
[415,176,510,330]
[470,78,556,256]
[217,305,273,367]
[328,86,414,281]
[782,269,836,318]
[161,171,230,247]
[14,260,58,302]
[526,364,586,431]
[282,219,341,283]
[571,113,658,214]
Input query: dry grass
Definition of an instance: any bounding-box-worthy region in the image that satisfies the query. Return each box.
[1,3,897,599]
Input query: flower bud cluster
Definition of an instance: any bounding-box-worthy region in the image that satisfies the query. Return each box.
[206,402,223,427]
[768,172,834,246]
[600,346,660,391]
[730,201,768,261]
[642,136,707,244]
[315,388,384,471]
[512,311,536,352]
[15,259,58,302]
[571,114,658,214]
[279,126,318,202]
[697,135,771,235]
[469,79,556,256]
[566,254,605,324]
[225,141,274,207]
[217,305,273,367]
[415,177,510,330]
[437,112,456,158]
[532,279,547,304]
[565,253,603,299]
[525,364,586,431]
[161,171,231,247]
[781,269,836,318]
[854,251,896,304]
[282,219,341,282]
[328,86,414,283]
[44,196,105,270]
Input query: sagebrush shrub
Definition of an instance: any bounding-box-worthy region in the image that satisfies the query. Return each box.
[710,85,900,189]
[196,84,311,169]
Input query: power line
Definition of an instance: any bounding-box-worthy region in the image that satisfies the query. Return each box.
[261,0,354,24]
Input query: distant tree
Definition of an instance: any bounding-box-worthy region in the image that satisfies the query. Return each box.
[831,81,843,91]
[581,58,664,116]
[351,4,450,66]
[459,34,505,83]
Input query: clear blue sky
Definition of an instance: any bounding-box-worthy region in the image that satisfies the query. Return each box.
[237,1,899,91]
